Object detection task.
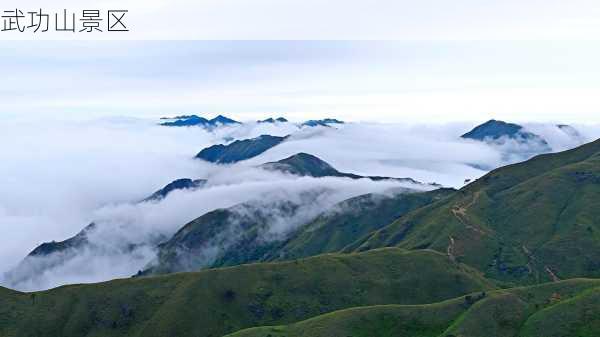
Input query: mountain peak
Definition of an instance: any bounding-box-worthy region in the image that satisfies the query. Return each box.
[143,178,207,202]
[461,119,550,151]
[261,152,427,185]
[461,119,523,140]
[209,115,240,125]
[261,153,339,177]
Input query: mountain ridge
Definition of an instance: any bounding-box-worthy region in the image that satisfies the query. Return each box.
[349,137,600,284]
[0,248,494,337]
[196,135,288,164]
[261,153,428,185]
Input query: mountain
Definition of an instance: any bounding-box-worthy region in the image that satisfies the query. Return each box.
[261,153,426,185]
[211,115,240,125]
[141,153,434,276]
[260,152,339,176]
[301,118,344,127]
[349,138,600,284]
[263,188,455,262]
[462,119,549,146]
[142,178,206,202]
[160,114,240,128]
[28,177,205,257]
[5,177,206,287]
[3,140,600,336]
[0,248,494,337]
[195,135,288,164]
[3,222,97,288]
[160,115,209,127]
[226,278,600,337]
[141,187,450,275]
[258,117,288,123]
[3,247,600,337]
[142,198,307,275]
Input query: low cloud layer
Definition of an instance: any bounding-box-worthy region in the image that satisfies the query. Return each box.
[1,116,598,291]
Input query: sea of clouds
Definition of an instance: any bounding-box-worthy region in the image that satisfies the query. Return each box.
[1,116,598,291]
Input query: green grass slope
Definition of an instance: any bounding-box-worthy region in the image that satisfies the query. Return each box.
[350,138,600,284]
[0,248,493,337]
[265,188,455,262]
[145,188,453,275]
[225,279,600,337]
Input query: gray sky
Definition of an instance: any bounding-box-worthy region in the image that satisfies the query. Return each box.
[2,40,600,123]
[4,0,600,40]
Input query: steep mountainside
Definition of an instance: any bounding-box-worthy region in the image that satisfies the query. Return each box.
[264,188,455,262]
[196,135,288,164]
[143,187,448,275]
[142,199,305,275]
[349,138,600,285]
[0,249,494,337]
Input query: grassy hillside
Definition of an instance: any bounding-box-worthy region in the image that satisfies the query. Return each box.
[0,248,493,337]
[265,188,455,261]
[225,279,600,337]
[349,138,600,284]
[145,188,452,275]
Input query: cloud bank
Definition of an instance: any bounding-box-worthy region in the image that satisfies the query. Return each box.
[1,116,598,291]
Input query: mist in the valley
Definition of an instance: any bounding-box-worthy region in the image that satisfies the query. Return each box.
[1,116,598,291]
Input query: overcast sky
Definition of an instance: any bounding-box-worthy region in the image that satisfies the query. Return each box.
[3,0,600,40]
[1,40,600,123]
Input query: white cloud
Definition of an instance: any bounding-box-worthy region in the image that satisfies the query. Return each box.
[1,116,599,291]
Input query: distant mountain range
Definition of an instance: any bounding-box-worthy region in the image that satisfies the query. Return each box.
[160,115,241,127]
[301,118,344,127]
[160,114,345,129]
[258,117,288,123]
